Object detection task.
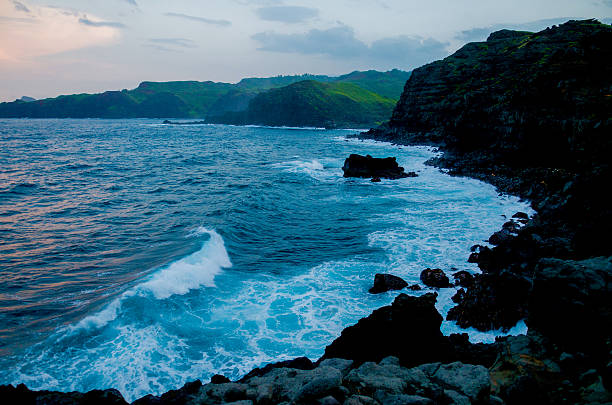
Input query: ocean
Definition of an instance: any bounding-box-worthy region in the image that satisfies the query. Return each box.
[0,119,531,401]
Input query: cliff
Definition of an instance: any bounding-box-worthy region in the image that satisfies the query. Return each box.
[207,81,396,128]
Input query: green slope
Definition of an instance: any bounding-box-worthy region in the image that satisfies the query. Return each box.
[0,70,409,120]
[207,80,397,128]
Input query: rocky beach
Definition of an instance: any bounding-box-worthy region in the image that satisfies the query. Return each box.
[2,19,611,405]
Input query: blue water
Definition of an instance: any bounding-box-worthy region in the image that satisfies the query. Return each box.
[0,119,531,400]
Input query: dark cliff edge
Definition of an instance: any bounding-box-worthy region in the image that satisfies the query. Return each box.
[1,19,610,405]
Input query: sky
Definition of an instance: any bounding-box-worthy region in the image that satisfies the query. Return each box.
[0,0,610,101]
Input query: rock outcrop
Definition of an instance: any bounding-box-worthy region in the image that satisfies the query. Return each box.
[368,273,408,294]
[342,154,415,179]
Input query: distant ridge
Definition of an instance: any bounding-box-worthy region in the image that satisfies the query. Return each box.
[0,70,410,125]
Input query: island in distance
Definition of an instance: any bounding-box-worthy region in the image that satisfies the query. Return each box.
[0,70,410,129]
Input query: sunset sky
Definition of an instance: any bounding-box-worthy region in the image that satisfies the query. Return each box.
[1,0,610,101]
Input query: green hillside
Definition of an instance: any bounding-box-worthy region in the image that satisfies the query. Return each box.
[0,70,409,121]
[207,80,397,128]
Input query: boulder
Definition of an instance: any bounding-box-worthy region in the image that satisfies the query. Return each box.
[342,154,411,180]
[420,269,451,288]
[528,256,612,356]
[211,374,231,384]
[452,271,474,287]
[369,273,408,294]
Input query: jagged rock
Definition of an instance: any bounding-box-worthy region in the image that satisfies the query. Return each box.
[512,212,529,220]
[370,177,381,183]
[452,271,474,287]
[294,366,342,403]
[0,384,129,405]
[408,284,422,291]
[239,356,314,381]
[211,374,231,384]
[447,272,530,332]
[369,273,408,294]
[342,154,411,180]
[419,269,450,288]
[529,256,612,356]
[489,229,515,245]
[320,294,449,367]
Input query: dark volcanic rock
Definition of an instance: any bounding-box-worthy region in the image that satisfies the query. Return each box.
[210,374,231,384]
[419,268,451,288]
[239,356,315,382]
[447,271,531,332]
[452,271,474,287]
[368,273,408,294]
[528,256,612,356]
[342,154,411,180]
[0,384,129,405]
[319,293,497,368]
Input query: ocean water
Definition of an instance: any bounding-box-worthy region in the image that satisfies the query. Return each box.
[0,119,531,400]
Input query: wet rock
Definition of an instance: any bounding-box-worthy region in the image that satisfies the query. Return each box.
[489,229,515,245]
[320,293,450,368]
[451,288,466,304]
[447,271,530,332]
[512,212,529,220]
[370,177,381,183]
[529,256,612,356]
[210,374,231,384]
[452,271,474,287]
[369,273,408,294]
[408,284,422,291]
[419,269,451,288]
[342,154,411,180]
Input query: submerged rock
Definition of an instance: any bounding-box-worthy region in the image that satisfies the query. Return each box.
[342,154,412,180]
[368,273,408,294]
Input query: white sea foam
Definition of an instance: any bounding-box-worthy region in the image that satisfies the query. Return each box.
[270,158,339,181]
[70,228,231,332]
[139,229,231,299]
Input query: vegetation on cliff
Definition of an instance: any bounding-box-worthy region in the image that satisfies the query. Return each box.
[207,81,397,128]
[0,70,410,122]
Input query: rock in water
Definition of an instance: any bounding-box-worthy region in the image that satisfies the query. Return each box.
[420,268,451,288]
[369,273,408,294]
[342,154,413,180]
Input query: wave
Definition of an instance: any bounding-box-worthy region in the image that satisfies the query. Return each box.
[70,228,231,332]
[270,159,333,181]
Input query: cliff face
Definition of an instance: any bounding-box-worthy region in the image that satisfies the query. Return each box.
[382,19,611,171]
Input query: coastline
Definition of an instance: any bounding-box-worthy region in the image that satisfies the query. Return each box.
[2,19,610,405]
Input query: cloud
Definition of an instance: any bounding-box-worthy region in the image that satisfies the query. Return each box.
[164,12,231,26]
[11,0,29,13]
[0,2,121,62]
[256,6,319,23]
[456,17,577,42]
[79,17,125,28]
[252,25,449,69]
[148,38,196,48]
[123,0,138,6]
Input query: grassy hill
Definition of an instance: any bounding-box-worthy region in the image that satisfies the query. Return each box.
[0,70,410,122]
[207,80,397,128]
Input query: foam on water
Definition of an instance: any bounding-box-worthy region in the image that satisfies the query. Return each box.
[70,228,231,332]
[0,122,533,401]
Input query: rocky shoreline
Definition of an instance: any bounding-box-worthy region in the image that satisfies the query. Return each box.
[2,19,610,405]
